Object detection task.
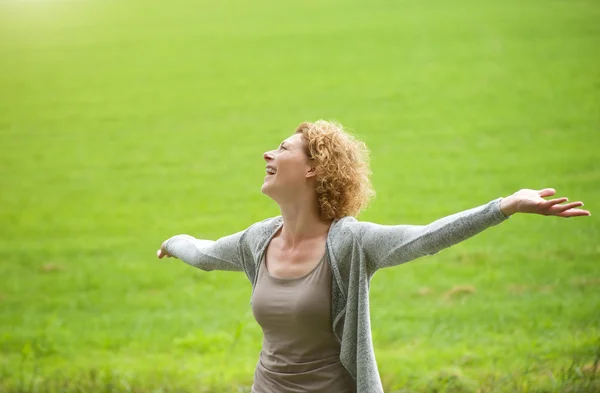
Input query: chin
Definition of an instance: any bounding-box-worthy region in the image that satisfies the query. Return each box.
[261,182,270,195]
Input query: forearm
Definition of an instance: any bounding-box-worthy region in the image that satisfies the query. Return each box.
[164,235,215,267]
[161,232,245,272]
[410,198,509,254]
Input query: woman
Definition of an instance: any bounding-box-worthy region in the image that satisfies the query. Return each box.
[157,121,590,393]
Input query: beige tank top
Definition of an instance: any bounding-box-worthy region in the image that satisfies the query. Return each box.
[251,252,356,393]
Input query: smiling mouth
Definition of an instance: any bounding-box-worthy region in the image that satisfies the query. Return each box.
[266,167,277,175]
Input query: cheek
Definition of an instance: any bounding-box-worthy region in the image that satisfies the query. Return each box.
[278,160,306,182]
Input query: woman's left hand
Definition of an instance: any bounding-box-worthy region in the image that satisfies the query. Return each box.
[500,188,591,217]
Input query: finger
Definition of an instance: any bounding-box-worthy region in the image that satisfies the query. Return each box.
[538,188,556,198]
[556,208,591,218]
[540,197,568,209]
[552,201,584,213]
[157,250,164,259]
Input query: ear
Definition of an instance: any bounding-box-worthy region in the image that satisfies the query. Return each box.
[305,165,318,179]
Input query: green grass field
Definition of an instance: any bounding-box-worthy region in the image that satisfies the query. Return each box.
[1,0,599,391]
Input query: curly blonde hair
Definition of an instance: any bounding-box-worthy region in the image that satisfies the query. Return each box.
[295,120,375,220]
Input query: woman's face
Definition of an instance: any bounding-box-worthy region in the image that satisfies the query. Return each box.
[261,133,314,199]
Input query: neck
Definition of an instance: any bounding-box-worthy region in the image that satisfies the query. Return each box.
[278,198,332,248]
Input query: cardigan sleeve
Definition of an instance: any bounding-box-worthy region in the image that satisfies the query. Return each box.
[163,230,246,272]
[356,198,509,271]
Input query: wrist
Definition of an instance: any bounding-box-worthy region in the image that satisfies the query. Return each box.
[500,196,518,216]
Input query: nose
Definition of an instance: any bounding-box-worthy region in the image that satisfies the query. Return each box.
[263,151,274,162]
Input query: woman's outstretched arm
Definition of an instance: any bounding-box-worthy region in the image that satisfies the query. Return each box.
[157,230,246,272]
[358,188,589,271]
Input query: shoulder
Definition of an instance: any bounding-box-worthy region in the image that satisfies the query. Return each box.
[330,216,364,234]
[329,216,362,248]
[240,216,283,252]
[246,216,283,235]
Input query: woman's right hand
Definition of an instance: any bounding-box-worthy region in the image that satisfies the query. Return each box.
[157,241,173,259]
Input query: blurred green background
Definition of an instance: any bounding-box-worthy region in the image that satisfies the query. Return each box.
[0,0,598,391]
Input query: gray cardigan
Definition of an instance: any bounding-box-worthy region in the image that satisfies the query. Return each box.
[164,198,509,392]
